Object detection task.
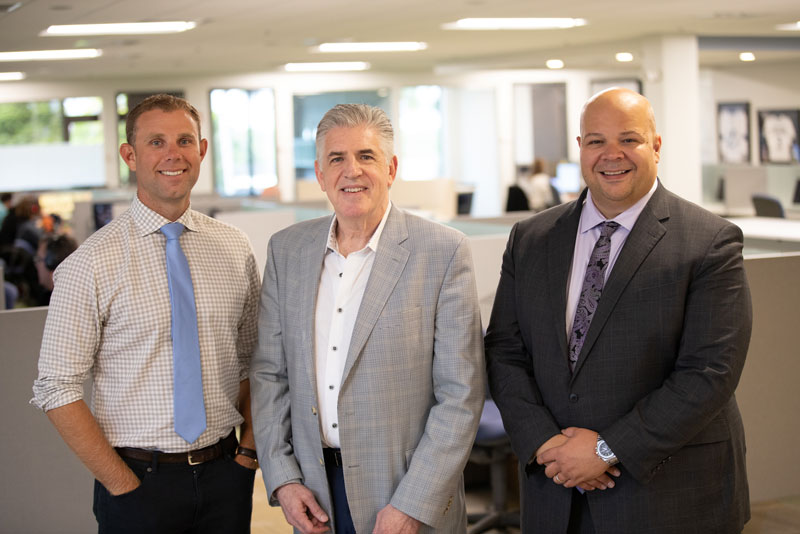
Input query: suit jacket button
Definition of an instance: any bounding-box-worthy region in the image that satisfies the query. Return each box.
[569,393,579,403]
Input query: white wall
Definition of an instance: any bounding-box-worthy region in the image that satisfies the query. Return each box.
[702,60,800,166]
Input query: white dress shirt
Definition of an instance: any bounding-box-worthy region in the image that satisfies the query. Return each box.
[566,180,658,337]
[314,203,392,448]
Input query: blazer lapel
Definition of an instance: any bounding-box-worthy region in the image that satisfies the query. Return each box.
[300,216,333,394]
[341,206,410,385]
[547,196,585,363]
[571,184,669,378]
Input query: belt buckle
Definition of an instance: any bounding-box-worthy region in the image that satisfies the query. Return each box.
[187,451,202,465]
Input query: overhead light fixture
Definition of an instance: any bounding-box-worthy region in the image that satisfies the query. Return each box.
[316,42,427,53]
[442,18,586,30]
[42,21,197,36]
[284,61,370,72]
[615,52,634,62]
[0,71,25,81]
[0,49,102,61]
[546,59,565,69]
[775,21,800,31]
[739,52,756,62]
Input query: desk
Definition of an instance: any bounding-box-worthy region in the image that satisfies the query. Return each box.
[729,217,800,254]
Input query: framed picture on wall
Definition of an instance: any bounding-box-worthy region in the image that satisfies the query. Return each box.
[590,78,643,96]
[717,102,750,164]
[758,109,800,164]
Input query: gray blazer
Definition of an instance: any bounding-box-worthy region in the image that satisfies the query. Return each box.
[251,206,485,533]
[486,184,752,533]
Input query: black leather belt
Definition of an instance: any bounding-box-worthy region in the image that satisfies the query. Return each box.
[116,430,237,465]
[323,448,343,467]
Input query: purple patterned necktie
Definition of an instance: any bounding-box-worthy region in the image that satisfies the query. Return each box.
[568,221,620,372]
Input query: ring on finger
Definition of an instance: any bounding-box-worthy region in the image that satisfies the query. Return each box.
[554,474,561,483]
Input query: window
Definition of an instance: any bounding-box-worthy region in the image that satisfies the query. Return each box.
[0,97,104,191]
[292,90,390,179]
[209,88,278,196]
[397,86,445,180]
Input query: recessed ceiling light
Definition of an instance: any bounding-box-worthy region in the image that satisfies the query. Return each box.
[0,71,25,81]
[442,18,586,30]
[546,59,565,69]
[284,61,370,72]
[316,42,427,53]
[775,21,800,31]
[739,52,756,62]
[615,52,634,62]
[42,21,196,36]
[0,49,102,61]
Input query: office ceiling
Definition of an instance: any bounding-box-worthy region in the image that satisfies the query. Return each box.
[0,0,799,81]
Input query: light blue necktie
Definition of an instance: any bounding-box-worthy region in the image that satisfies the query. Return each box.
[161,222,206,444]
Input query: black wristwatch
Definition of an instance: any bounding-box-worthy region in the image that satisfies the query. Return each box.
[595,435,619,466]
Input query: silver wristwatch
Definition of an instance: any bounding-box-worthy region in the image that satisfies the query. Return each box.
[596,435,619,466]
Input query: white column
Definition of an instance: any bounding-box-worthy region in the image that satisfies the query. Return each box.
[642,36,702,204]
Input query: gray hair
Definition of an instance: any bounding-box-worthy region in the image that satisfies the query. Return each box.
[315,104,394,163]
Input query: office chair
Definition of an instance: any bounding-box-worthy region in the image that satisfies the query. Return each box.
[506,185,530,212]
[467,399,520,534]
[751,194,785,218]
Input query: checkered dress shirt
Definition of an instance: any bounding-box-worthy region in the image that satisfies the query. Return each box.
[32,196,261,452]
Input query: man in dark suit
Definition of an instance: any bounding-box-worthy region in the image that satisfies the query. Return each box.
[485,88,752,533]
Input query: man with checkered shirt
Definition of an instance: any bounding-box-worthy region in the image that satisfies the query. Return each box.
[32,94,261,533]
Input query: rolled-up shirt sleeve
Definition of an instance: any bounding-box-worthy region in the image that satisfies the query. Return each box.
[31,247,100,412]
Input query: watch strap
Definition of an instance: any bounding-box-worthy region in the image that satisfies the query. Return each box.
[236,446,258,460]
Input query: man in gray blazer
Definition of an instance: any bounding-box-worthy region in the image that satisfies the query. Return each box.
[250,104,484,534]
[485,88,752,533]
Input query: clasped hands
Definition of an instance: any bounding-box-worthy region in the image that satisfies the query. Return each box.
[535,427,621,491]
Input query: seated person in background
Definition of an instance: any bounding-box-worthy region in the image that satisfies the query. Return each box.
[0,193,12,227]
[34,233,78,306]
[0,195,39,250]
[518,158,561,212]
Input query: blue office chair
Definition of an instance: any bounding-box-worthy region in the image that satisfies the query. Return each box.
[752,194,785,218]
[467,399,520,533]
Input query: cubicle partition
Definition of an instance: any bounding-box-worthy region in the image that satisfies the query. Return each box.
[1,229,798,532]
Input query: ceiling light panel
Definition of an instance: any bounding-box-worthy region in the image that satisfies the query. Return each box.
[0,49,102,61]
[442,18,587,30]
[0,71,25,81]
[316,42,427,53]
[284,61,370,72]
[42,21,196,36]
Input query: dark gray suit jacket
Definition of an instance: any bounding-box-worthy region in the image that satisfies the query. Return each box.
[485,184,752,533]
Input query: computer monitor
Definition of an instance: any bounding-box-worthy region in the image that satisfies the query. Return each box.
[553,162,582,195]
[793,178,800,204]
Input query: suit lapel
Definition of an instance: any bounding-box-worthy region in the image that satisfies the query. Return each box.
[571,184,670,378]
[341,206,410,385]
[300,216,333,394]
[547,196,584,363]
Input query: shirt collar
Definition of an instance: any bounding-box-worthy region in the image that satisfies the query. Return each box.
[580,179,658,234]
[326,201,393,255]
[130,195,197,237]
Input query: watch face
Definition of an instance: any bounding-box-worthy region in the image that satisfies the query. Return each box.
[599,441,612,457]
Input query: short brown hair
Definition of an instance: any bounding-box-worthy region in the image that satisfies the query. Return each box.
[125,94,201,145]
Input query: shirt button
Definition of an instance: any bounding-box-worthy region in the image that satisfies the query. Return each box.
[332,423,338,429]
[329,385,335,390]
[337,308,343,313]
[332,346,337,351]
[339,273,343,278]
[569,393,579,403]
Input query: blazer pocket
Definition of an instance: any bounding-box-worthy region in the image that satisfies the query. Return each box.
[375,306,422,331]
[685,414,730,445]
